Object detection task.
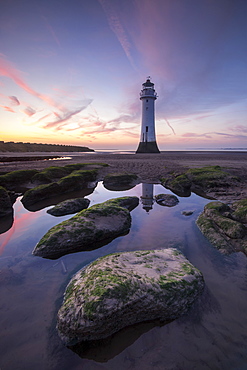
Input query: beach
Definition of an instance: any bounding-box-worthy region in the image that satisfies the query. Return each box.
[1,151,246,176]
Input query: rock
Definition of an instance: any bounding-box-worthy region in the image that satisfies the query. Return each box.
[197,201,247,254]
[58,169,98,192]
[155,194,179,207]
[162,166,239,198]
[232,199,247,223]
[0,186,13,217]
[33,196,139,259]
[182,210,194,216]
[103,173,139,191]
[21,169,98,208]
[47,198,90,216]
[57,248,204,345]
[0,169,38,190]
[21,182,61,208]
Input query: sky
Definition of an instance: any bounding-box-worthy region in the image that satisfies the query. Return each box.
[0,0,247,150]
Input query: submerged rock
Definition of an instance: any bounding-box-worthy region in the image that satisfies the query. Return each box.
[155,194,179,207]
[197,201,247,254]
[103,173,139,191]
[57,248,204,345]
[47,198,90,216]
[33,196,139,259]
[0,186,13,217]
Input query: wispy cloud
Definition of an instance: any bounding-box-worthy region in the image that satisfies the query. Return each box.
[98,0,137,70]
[0,105,15,113]
[43,101,92,129]
[41,15,61,47]
[23,106,36,116]
[9,95,20,105]
[0,55,58,108]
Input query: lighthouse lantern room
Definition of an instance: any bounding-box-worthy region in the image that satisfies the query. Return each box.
[136,77,160,153]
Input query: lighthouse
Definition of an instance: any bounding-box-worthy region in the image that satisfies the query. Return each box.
[136,77,160,153]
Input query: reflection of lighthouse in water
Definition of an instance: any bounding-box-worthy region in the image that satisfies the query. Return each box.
[140,183,154,212]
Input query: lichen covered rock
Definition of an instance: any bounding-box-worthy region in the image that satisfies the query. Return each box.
[47,198,90,216]
[197,201,247,253]
[33,196,139,259]
[57,248,204,345]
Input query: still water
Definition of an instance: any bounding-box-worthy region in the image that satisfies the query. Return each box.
[0,182,246,370]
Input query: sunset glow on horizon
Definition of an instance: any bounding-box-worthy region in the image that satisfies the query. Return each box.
[1,0,247,150]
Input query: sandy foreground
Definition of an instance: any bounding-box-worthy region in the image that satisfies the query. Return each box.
[1,151,247,199]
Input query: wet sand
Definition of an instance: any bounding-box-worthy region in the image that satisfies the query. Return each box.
[1,150,247,183]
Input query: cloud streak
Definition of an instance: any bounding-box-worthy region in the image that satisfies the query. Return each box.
[0,55,58,108]
[98,0,137,70]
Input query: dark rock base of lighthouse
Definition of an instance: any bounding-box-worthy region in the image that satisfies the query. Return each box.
[136,141,160,153]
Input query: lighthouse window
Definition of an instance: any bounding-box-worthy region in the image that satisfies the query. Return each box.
[146,107,148,110]
[146,99,148,102]
[146,126,148,132]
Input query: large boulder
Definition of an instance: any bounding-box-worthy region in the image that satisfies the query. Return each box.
[57,248,204,345]
[47,198,90,216]
[197,201,247,254]
[162,166,240,198]
[33,196,139,259]
[0,169,38,190]
[0,186,13,217]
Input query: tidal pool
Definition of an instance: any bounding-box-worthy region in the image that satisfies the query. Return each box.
[0,182,247,370]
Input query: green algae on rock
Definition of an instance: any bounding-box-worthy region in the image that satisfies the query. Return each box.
[21,169,98,208]
[162,166,239,198]
[47,198,90,216]
[57,248,204,345]
[33,196,139,259]
[0,169,38,190]
[197,200,247,254]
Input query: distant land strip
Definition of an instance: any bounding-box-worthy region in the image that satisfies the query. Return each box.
[0,141,94,153]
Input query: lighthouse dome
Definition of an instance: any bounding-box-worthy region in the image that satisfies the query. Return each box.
[143,78,154,88]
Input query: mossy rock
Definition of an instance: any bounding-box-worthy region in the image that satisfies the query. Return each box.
[31,166,69,184]
[47,198,90,216]
[103,173,139,191]
[58,169,98,192]
[0,169,38,189]
[0,186,13,217]
[57,248,204,345]
[232,199,247,223]
[197,201,247,254]
[21,182,61,208]
[163,166,239,197]
[33,196,139,259]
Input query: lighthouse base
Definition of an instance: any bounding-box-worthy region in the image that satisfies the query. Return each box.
[136,141,160,154]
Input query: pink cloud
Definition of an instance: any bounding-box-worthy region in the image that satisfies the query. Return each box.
[0,105,15,113]
[0,55,58,107]
[182,132,212,138]
[9,95,20,105]
[230,125,247,133]
[23,106,36,116]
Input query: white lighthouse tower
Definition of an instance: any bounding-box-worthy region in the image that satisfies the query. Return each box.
[136,77,160,153]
